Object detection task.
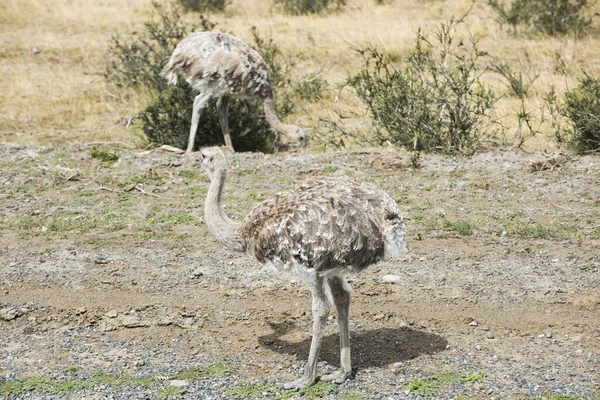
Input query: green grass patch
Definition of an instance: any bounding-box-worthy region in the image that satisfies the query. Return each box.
[179,186,208,198]
[323,166,338,173]
[90,148,119,165]
[225,380,336,399]
[0,364,232,399]
[443,220,475,235]
[579,263,598,272]
[169,364,231,381]
[505,223,579,240]
[156,385,186,399]
[178,169,202,185]
[526,394,589,400]
[406,371,485,397]
[153,211,196,225]
[0,373,156,398]
[6,212,132,237]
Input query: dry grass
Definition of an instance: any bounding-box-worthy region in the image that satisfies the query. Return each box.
[1,0,600,150]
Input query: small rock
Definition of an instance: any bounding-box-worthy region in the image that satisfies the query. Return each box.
[169,380,189,387]
[381,274,401,283]
[0,307,24,321]
[486,332,495,339]
[188,268,204,279]
[98,320,118,332]
[174,318,194,329]
[545,330,553,339]
[373,314,386,321]
[120,315,150,328]
[134,359,145,367]
[157,316,173,326]
[469,320,478,327]
[105,310,118,318]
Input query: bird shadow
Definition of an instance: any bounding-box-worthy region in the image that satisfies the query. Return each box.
[258,322,447,369]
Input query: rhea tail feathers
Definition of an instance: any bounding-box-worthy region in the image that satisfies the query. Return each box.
[383,215,408,259]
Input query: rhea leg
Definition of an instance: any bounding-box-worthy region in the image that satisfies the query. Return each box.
[186,93,211,154]
[322,276,352,383]
[216,96,233,150]
[284,274,330,390]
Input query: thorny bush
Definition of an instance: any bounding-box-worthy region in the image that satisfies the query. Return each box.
[347,16,498,155]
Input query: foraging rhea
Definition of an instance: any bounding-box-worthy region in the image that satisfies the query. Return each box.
[197,147,407,388]
[163,32,308,153]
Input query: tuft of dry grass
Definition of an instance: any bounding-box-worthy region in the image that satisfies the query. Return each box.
[2,0,600,150]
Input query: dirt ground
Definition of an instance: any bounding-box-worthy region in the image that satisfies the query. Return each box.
[0,143,599,399]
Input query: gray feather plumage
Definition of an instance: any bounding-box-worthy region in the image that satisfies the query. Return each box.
[242,176,406,274]
[163,32,272,99]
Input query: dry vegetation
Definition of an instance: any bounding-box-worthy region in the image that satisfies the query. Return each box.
[2,0,600,151]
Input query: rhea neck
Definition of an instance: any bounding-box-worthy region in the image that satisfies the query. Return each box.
[263,97,295,135]
[204,165,245,252]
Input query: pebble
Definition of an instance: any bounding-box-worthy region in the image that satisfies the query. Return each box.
[0,307,24,321]
[120,315,150,328]
[381,274,401,283]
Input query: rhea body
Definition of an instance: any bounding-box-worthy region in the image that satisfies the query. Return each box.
[198,147,406,388]
[163,32,308,153]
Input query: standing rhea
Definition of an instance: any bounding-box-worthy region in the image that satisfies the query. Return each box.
[163,32,308,153]
[197,147,407,388]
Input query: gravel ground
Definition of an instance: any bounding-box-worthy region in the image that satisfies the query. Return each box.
[1,144,599,399]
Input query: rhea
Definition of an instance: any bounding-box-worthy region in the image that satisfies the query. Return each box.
[197,147,407,388]
[163,32,308,153]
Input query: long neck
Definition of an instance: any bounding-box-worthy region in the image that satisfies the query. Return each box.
[204,168,245,252]
[263,96,290,134]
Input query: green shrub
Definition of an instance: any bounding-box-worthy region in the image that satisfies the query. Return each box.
[487,0,594,36]
[347,16,498,155]
[139,84,279,152]
[177,0,229,12]
[273,0,346,15]
[562,72,600,153]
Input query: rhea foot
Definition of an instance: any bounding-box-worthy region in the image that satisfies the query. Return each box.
[283,376,316,390]
[321,369,351,384]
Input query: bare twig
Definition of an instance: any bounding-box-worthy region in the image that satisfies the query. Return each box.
[158,144,185,154]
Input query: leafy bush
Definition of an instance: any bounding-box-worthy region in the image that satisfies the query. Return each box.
[487,0,594,36]
[273,0,346,15]
[177,0,229,12]
[139,84,279,152]
[347,16,498,155]
[106,3,297,153]
[561,73,600,153]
